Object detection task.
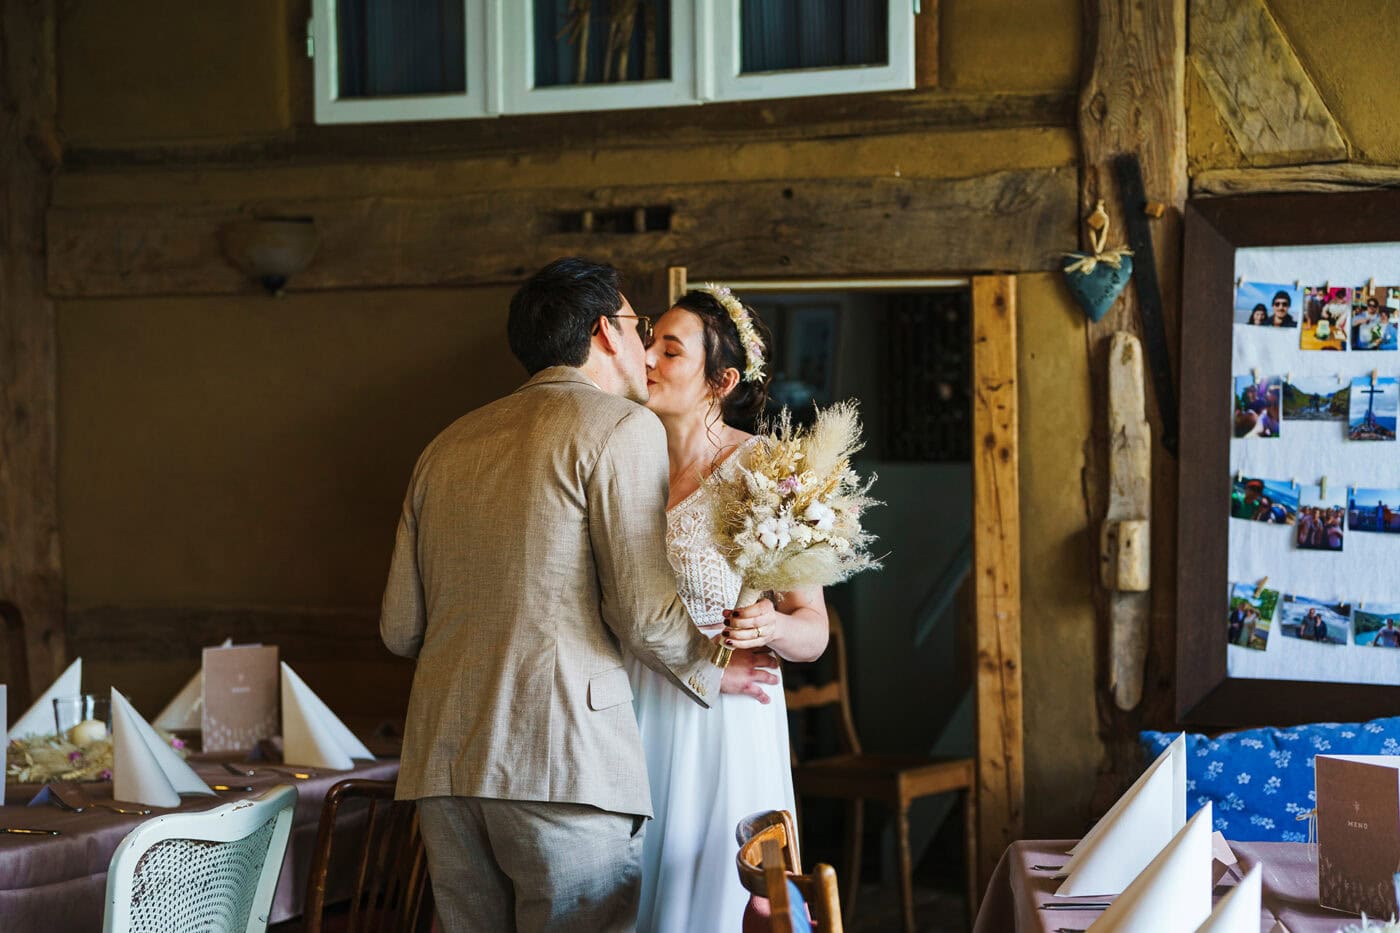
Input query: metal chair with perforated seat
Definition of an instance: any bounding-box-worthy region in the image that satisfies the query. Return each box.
[103,784,298,933]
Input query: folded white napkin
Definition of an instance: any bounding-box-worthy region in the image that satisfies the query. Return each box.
[10,658,82,738]
[1089,802,1214,932]
[281,662,374,770]
[1057,734,1187,896]
[111,688,215,808]
[154,637,234,730]
[1070,733,1186,856]
[1195,862,1262,933]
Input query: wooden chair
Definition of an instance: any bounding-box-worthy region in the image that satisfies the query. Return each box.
[302,779,433,933]
[785,608,978,933]
[735,809,843,933]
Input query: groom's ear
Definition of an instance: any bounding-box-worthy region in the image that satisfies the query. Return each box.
[593,315,623,356]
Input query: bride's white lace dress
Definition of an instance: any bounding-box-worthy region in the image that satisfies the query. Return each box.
[627,440,797,933]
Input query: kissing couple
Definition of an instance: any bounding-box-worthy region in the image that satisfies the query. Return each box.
[381,257,831,932]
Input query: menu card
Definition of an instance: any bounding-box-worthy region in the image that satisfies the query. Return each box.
[201,644,279,754]
[1316,754,1400,918]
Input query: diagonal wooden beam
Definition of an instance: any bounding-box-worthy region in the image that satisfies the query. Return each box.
[1191,0,1348,167]
[0,0,67,697]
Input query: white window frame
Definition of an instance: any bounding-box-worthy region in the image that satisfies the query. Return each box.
[310,0,917,124]
[498,0,700,114]
[311,0,495,124]
[705,0,916,102]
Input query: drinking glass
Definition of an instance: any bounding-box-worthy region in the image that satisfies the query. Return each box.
[53,694,111,741]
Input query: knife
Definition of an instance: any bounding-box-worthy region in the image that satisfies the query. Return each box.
[0,827,61,836]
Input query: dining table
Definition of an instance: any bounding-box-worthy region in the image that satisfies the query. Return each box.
[0,755,400,933]
[973,838,1363,933]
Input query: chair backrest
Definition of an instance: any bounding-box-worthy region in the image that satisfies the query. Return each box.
[736,809,803,898]
[104,784,298,933]
[736,810,843,933]
[303,778,432,933]
[782,607,862,756]
[757,839,843,932]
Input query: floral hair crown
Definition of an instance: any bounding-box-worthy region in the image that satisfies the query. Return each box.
[696,283,766,383]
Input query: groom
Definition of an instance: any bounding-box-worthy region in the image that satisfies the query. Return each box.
[380,257,779,931]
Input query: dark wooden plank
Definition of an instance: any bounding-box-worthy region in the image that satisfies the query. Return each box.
[1175,202,1234,722]
[47,169,1078,298]
[61,89,1072,171]
[67,606,390,662]
[0,0,67,698]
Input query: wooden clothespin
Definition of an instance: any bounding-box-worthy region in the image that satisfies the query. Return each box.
[1254,577,1270,597]
[1372,369,1379,387]
[1320,476,1329,499]
[1291,477,1298,490]
[1236,468,1244,483]
[1251,367,1261,383]
[1324,280,1331,293]
[1236,275,1245,290]
[1286,371,1293,384]
[1293,279,1301,290]
[1368,277,1376,295]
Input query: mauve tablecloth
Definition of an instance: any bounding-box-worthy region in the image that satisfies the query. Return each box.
[0,756,400,933]
[973,838,1359,933]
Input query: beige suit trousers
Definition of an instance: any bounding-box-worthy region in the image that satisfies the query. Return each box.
[418,796,645,932]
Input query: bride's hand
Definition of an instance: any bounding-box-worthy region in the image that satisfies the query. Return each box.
[722,598,780,650]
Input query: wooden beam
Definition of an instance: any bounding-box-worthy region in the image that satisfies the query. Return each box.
[61,88,1071,171]
[1077,0,1187,812]
[47,169,1077,297]
[971,274,1022,890]
[1194,163,1400,197]
[0,0,66,698]
[915,0,940,89]
[67,605,388,662]
[1190,0,1347,167]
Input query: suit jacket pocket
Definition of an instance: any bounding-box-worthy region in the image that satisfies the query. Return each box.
[588,667,634,711]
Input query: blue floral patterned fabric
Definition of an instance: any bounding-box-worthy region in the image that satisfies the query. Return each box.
[1140,718,1400,842]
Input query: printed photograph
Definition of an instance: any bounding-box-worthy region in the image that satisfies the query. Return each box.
[1282,377,1349,422]
[1351,287,1400,351]
[1231,475,1299,525]
[1278,595,1350,645]
[1347,487,1400,534]
[1234,281,1303,328]
[1348,376,1398,441]
[1296,484,1346,551]
[1301,286,1350,351]
[1234,374,1283,438]
[1353,606,1400,648]
[1228,582,1279,651]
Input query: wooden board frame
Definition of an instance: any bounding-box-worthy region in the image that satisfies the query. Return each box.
[1177,190,1400,725]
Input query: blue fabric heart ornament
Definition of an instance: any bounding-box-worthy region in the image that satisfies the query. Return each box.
[1063,249,1134,323]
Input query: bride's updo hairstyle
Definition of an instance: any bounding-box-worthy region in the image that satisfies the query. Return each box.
[672,288,773,426]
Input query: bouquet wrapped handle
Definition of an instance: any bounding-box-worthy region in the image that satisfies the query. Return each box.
[735,586,764,612]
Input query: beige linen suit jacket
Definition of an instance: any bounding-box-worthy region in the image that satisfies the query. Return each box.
[381,366,722,818]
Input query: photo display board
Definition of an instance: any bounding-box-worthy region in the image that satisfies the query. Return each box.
[1227,243,1400,687]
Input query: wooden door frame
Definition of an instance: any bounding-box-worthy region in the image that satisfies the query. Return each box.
[660,268,1023,898]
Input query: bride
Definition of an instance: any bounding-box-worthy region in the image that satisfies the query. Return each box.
[628,285,830,932]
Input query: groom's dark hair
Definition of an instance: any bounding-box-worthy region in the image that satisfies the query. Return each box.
[508,258,624,374]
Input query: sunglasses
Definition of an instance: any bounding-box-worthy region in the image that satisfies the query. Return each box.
[594,313,654,345]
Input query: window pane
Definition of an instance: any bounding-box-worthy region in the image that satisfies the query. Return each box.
[533,0,672,87]
[740,0,887,73]
[337,0,466,98]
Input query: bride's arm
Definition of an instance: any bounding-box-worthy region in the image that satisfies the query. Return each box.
[721,585,829,663]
